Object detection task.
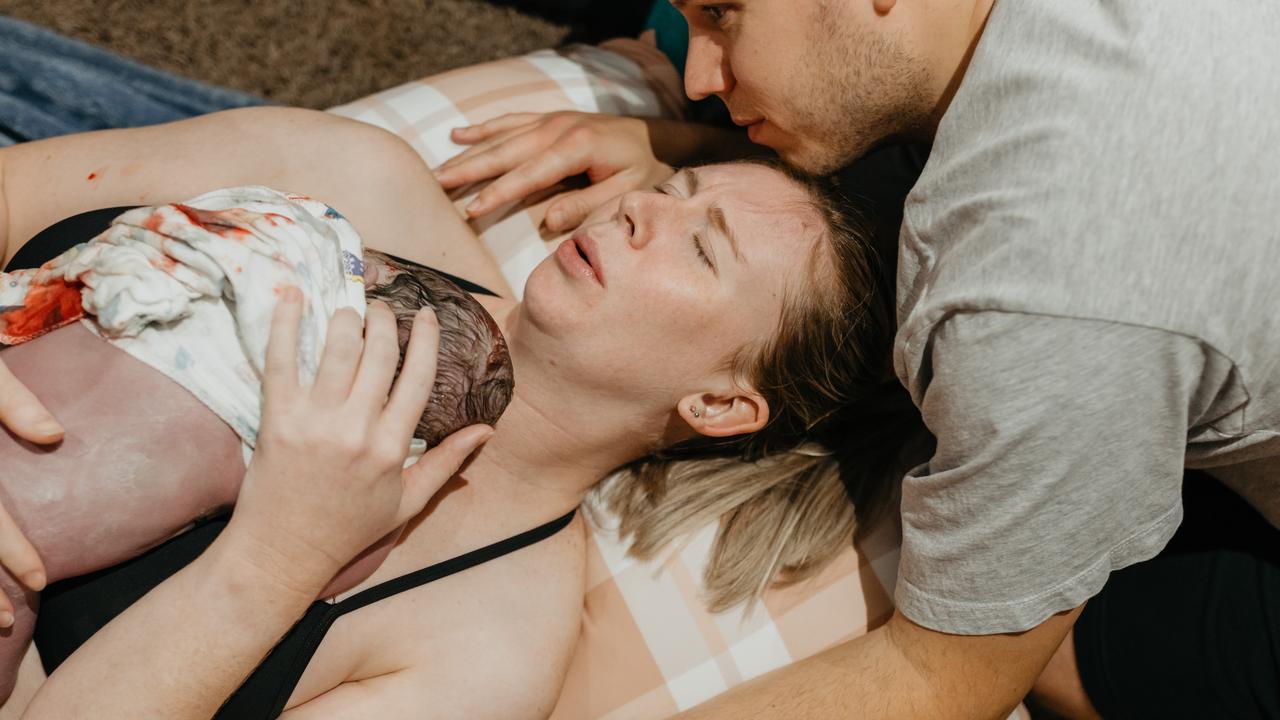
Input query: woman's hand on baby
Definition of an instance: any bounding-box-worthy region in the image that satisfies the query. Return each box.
[227,292,493,596]
[0,361,56,624]
[0,491,46,626]
[434,111,674,233]
[0,357,64,444]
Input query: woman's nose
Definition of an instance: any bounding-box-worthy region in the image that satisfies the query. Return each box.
[619,191,657,250]
[616,190,670,249]
[684,35,734,102]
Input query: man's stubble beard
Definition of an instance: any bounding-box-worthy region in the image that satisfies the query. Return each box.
[784,14,932,175]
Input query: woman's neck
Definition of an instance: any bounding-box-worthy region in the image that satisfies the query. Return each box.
[450,300,658,520]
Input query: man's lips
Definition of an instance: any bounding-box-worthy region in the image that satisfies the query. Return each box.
[731,115,764,127]
[555,230,604,286]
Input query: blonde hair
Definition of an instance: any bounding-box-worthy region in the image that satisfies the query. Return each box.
[594,164,922,612]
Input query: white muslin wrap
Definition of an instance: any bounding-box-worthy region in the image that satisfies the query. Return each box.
[0,186,427,465]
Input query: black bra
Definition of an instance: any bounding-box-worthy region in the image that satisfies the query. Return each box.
[36,511,576,719]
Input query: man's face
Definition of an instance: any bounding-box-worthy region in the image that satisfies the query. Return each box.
[674,0,931,173]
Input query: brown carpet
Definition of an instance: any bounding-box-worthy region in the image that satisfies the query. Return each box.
[0,0,571,108]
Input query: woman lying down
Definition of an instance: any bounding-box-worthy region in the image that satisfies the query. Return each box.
[0,111,907,719]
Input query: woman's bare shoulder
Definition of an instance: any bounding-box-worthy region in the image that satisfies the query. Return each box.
[404,512,586,719]
[290,511,586,718]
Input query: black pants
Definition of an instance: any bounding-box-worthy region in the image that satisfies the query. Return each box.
[1073,471,1279,719]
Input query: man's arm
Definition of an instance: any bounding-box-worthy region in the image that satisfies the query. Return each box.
[678,608,1081,720]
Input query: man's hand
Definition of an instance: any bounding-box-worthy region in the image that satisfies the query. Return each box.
[227,291,492,597]
[434,112,675,232]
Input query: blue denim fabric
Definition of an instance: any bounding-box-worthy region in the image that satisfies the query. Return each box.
[0,15,266,146]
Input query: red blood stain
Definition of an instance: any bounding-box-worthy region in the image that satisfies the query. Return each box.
[173,204,253,240]
[0,278,86,342]
[86,172,98,181]
[149,255,179,272]
[273,284,301,301]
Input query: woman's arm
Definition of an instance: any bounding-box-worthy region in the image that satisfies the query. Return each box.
[0,106,510,295]
[21,298,493,720]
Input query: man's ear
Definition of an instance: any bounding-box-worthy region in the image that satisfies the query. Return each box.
[678,389,770,438]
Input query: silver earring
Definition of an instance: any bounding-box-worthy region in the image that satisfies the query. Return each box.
[691,405,701,418]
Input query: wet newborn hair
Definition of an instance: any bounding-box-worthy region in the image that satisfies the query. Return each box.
[362,250,514,446]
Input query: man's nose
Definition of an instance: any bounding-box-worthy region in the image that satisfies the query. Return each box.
[684,35,734,102]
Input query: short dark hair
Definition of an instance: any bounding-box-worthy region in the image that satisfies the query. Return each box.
[363,250,514,446]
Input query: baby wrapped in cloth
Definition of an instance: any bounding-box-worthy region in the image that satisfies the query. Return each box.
[0,186,513,701]
[4,186,409,462]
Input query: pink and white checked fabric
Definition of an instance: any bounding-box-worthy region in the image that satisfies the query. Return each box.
[329,41,1029,720]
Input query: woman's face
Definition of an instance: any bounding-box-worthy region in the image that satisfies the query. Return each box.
[520,163,825,415]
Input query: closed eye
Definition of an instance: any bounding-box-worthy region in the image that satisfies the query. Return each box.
[692,235,714,269]
[655,183,715,271]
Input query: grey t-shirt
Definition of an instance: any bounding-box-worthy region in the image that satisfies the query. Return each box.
[894,0,1280,634]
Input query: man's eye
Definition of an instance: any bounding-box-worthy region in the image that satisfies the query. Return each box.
[701,5,730,25]
[654,184,670,195]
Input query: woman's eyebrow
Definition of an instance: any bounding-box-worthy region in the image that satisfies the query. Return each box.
[682,168,744,265]
[678,167,700,194]
[708,204,744,263]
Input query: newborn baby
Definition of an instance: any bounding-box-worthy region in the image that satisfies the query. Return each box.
[0,187,513,702]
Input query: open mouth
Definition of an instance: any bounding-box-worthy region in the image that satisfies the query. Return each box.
[556,231,604,286]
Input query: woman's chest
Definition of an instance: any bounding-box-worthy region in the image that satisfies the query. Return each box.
[281,518,584,712]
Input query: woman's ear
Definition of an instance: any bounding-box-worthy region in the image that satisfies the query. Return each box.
[678,389,770,438]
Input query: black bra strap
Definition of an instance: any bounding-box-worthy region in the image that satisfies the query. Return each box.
[332,509,576,616]
[374,249,500,298]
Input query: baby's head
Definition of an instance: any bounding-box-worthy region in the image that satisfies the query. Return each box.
[361,249,514,446]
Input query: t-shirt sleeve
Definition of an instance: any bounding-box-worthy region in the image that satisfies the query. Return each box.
[895,311,1205,634]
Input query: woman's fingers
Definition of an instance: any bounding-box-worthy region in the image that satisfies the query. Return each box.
[381,308,439,444]
[397,424,493,525]
[310,307,365,402]
[349,301,401,414]
[0,359,64,444]
[263,287,304,407]
[0,499,45,591]
[0,497,46,626]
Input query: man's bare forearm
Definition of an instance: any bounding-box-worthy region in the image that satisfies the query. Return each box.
[674,609,1080,720]
[673,621,947,720]
[23,527,324,720]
